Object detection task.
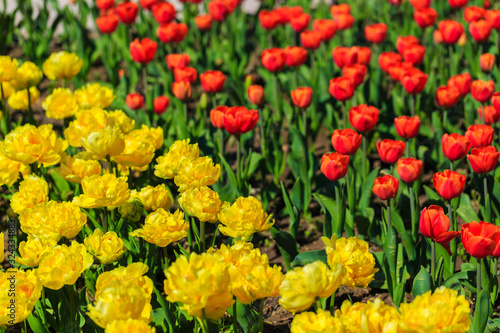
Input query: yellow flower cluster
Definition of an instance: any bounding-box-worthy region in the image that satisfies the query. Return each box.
[75,83,115,109]
[105,319,156,333]
[211,241,283,304]
[174,156,220,192]
[56,152,102,184]
[7,87,40,110]
[10,175,48,214]
[218,196,275,240]
[64,107,109,147]
[19,200,87,240]
[0,56,18,83]
[16,236,57,267]
[42,88,79,119]
[336,298,400,332]
[322,235,378,289]
[1,124,65,167]
[291,309,343,333]
[42,51,83,80]
[11,61,42,90]
[88,263,153,328]
[130,184,172,211]
[399,287,470,332]
[84,229,125,264]
[113,130,156,168]
[178,186,222,222]
[279,261,345,314]
[0,269,43,326]
[0,81,14,98]
[130,209,188,247]
[164,252,234,320]
[154,139,200,179]
[0,151,29,187]
[72,174,130,210]
[81,125,125,160]
[107,110,136,134]
[36,242,93,290]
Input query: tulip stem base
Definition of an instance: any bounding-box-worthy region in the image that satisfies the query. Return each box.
[410,94,415,117]
[484,176,491,223]
[0,83,9,134]
[448,202,456,271]
[233,301,238,333]
[200,221,205,253]
[316,298,322,311]
[410,184,416,241]
[362,136,367,180]
[431,240,436,288]
[236,135,242,190]
[258,299,264,333]
[387,199,392,231]
[477,259,482,294]
[219,129,224,182]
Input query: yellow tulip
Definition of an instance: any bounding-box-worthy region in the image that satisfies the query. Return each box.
[291,309,344,333]
[106,110,136,134]
[75,83,115,109]
[105,319,156,333]
[10,175,48,214]
[174,156,220,192]
[0,56,18,82]
[42,88,79,119]
[56,152,102,184]
[7,87,40,110]
[16,236,57,267]
[64,107,109,147]
[84,229,125,264]
[154,139,199,179]
[113,134,155,168]
[0,151,29,187]
[130,209,188,247]
[72,174,130,210]
[95,262,152,300]
[178,186,222,223]
[42,51,83,80]
[131,184,172,211]
[11,61,42,89]
[81,126,125,160]
[0,81,15,99]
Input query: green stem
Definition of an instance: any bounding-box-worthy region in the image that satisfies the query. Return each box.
[315,298,322,311]
[163,246,169,270]
[481,103,485,125]
[302,109,307,138]
[387,199,392,231]
[431,240,436,288]
[410,183,416,241]
[484,176,490,222]
[448,44,454,77]
[448,202,456,271]
[1,83,10,134]
[477,258,482,294]
[101,208,108,233]
[274,74,280,117]
[106,155,113,174]
[258,299,265,333]
[236,135,242,189]
[410,93,415,117]
[335,181,343,237]
[233,301,238,333]
[200,221,205,253]
[184,103,188,120]
[27,87,35,125]
[219,129,224,182]
[66,285,77,331]
[362,136,367,179]
[153,286,175,332]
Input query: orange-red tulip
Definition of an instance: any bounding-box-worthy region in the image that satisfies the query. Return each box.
[480,53,495,72]
[157,22,188,43]
[165,54,190,70]
[126,93,144,110]
[223,107,259,135]
[200,70,226,93]
[152,2,176,24]
[478,105,500,124]
[372,175,399,200]
[464,6,486,22]
[447,73,472,97]
[469,20,492,42]
[332,14,354,30]
[342,64,367,87]
[96,14,119,34]
[116,1,138,24]
[331,128,362,155]
[247,85,265,106]
[139,0,157,10]
[291,87,313,108]
[448,0,468,9]
[377,139,405,164]
[378,52,403,73]
[329,77,355,101]
[259,10,282,30]
[174,67,197,83]
[397,158,423,183]
[396,36,420,55]
[388,62,413,81]
[313,19,337,41]
[461,221,500,258]
[420,205,459,255]
[486,9,500,29]
[414,8,438,28]
[349,104,379,133]
[320,152,350,181]
[355,47,372,65]
[96,0,115,10]
[402,44,426,66]
[432,170,465,200]
[208,0,232,22]
[172,81,192,101]
[195,14,213,31]
[394,115,421,139]
[442,133,471,161]
[409,0,430,9]
[210,106,229,128]
[261,48,286,72]
[466,124,494,147]
[330,4,350,16]
[364,23,388,43]
[436,85,461,108]
[129,38,157,64]
[492,92,500,114]
[332,47,358,68]
[154,96,170,114]
[438,20,464,44]
[300,30,323,50]
[401,68,428,94]
[284,46,308,67]
[471,79,495,102]
[290,13,311,33]
[467,145,500,174]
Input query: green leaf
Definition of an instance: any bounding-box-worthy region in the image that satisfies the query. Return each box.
[219,153,239,197]
[443,270,477,292]
[412,266,432,296]
[472,290,490,333]
[27,313,50,333]
[423,185,441,202]
[291,250,328,268]
[457,193,481,224]
[281,181,299,239]
[270,226,299,271]
[389,209,416,261]
[359,168,380,215]
[313,193,337,239]
[243,152,262,181]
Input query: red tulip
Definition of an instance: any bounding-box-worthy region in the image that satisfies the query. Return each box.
[320,152,350,181]
[414,8,438,28]
[478,105,500,124]
[388,62,414,82]
[290,13,311,33]
[467,145,500,174]
[420,205,459,255]
[116,1,138,24]
[313,19,337,41]
[200,70,226,93]
[154,96,170,114]
[355,47,372,65]
[284,46,308,67]
[195,14,213,31]
[396,36,420,55]
[377,139,405,164]
[210,106,229,128]
[469,20,492,42]
[157,23,188,43]
[465,124,494,147]
[480,53,495,72]
[394,115,421,139]
[461,221,500,258]
[96,14,119,34]
[174,67,197,83]
[402,44,426,66]
[332,14,354,30]
[291,87,313,108]
[409,0,430,10]
[400,68,428,94]
[223,106,259,135]
[378,52,403,73]
[372,175,399,200]
[332,47,358,68]
[464,6,486,22]
[300,30,323,50]
[96,0,115,10]
[364,23,387,43]
[172,81,192,101]
[126,93,144,110]
[259,10,282,30]
[442,133,472,161]
[329,77,355,101]
[330,4,350,16]
[349,104,379,133]
[276,6,302,23]
[331,128,362,155]
[438,20,464,44]
[471,79,495,103]
[152,2,176,24]
[486,9,500,29]
[165,54,190,70]
[448,0,468,9]
[247,85,265,106]
[436,85,461,108]
[208,0,232,22]
[432,170,466,200]
[342,64,367,87]
[261,48,286,72]
[447,73,472,97]
[397,158,423,183]
[139,0,157,10]
[492,92,500,114]
[129,38,157,64]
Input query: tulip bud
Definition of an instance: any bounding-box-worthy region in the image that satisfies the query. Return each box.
[118,198,144,223]
[199,93,208,109]
[397,158,423,183]
[376,139,405,164]
[432,170,465,200]
[154,96,170,114]
[372,175,399,200]
[291,87,313,108]
[480,53,495,72]
[247,85,265,106]
[320,152,350,181]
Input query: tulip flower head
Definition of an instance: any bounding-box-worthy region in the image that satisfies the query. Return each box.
[372,175,399,201]
[419,205,459,254]
[471,79,495,103]
[291,87,313,108]
[432,170,465,200]
[222,106,259,135]
[465,124,494,147]
[331,128,362,155]
[460,221,500,258]
[320,152,350,181]
[438,20,464,44]
[394,115,421,139]
[200,70,226,93]
[261,48,286,72]
[154,96,170,114]
[442,133,471,161]
[414,8,438,28]
[349,104,379,133]
[397,157,423,183]
[116,1,139,24]
[376,139,406,164]
[129,38,157,64]
[364,23,388,43]
[195,14,213,31]
[126,93,145,110]
[329,77,355,101]
[467,145,500,174]
[247,85,265,106]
